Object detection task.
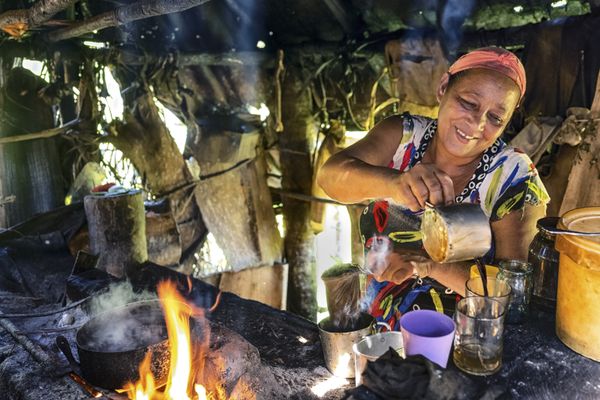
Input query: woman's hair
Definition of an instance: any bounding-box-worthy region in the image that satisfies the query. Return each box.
[446,70,469,91]
[446,69,520,96]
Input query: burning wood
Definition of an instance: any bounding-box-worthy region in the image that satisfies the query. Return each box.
[122,281,226,400]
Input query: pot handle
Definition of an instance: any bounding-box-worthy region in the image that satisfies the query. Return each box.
[56,336,108,399]
[56,335,82,375]
[374,321,392,333]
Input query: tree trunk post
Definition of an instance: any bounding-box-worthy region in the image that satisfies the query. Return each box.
[279,64,319,320]
[347,205,365,267]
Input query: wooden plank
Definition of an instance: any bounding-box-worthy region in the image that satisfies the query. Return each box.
[0,67,65,228]
[219,263,288,310]
[542,145,577,217]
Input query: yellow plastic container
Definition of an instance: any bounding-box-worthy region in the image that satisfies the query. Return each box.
[555,207,600,361]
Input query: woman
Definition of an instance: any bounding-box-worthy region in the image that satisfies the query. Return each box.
[317,47,549,330]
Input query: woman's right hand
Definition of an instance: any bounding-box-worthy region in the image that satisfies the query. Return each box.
[390,163,455,211]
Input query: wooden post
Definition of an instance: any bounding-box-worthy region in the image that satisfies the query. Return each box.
[279,64,319,320]
[84,190,148,277]
[347,205,365,267]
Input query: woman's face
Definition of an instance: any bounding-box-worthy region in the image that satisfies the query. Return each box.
[436,68,520,163]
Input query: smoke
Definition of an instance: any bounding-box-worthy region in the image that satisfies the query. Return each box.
[359,285,375,314]
[330,296,362,331]
[438,0,476,56]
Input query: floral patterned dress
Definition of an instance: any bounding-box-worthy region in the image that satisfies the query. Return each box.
[361,113,550,331]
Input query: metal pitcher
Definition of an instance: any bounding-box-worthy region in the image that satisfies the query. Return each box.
[421,203,492,263]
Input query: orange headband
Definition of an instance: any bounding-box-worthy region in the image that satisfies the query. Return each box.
[440,47,527,100]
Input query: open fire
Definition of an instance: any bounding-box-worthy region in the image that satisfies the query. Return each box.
[122,281,226,400]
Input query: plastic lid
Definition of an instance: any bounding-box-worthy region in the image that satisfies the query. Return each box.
[555,207,600,270]
[561,208,600,245]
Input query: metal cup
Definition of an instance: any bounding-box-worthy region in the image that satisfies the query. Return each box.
[318,312,374,378]
[353,330,404,386]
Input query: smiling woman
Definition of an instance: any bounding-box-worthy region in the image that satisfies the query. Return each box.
[316,46,550,331]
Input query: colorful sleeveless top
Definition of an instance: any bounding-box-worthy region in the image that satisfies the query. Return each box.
[361,113,550,331]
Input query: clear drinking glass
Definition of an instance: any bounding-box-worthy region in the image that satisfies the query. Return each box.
[453,297,506,376]
[497,260,533,324]
[465,277,512,310]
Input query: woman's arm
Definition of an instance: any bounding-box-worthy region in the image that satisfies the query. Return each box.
[491,203,547,260]
[317,115,454,209]
[316,115,406,203]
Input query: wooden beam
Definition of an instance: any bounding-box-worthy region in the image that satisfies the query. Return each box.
[118,50,273,67]
[48,0,213,42]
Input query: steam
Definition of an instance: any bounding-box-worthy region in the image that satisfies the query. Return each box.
[365,235,392,276]
[330,302,363,331]
[323,235,394,331]
[88,280,156,317]
[80,312,168,352]
[81,281,167,352]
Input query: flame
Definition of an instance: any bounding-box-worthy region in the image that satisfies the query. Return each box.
[123,353,156,399]
[122,281,224,400]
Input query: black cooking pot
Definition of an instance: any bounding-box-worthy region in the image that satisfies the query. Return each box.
[61,300,177,390]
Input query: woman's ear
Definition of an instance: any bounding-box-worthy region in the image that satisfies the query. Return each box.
[436,73,450,103]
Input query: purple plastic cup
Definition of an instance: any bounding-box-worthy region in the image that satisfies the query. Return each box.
[400,310,456,367]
